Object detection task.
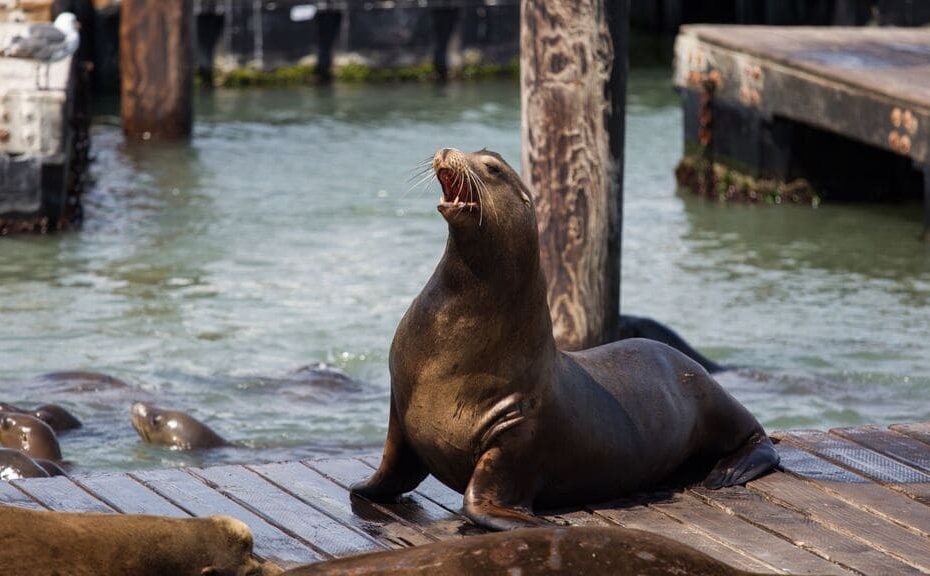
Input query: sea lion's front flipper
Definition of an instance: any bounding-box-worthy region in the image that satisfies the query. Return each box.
[703,432,780,489]
[350,394,428,501]
[463,448,547,531]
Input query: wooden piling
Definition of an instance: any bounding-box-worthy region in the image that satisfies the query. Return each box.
[430,7,459,81]
[315,11,343,83]
[119,0,193,141]
[520,0,628,351]
[923,167,930,242]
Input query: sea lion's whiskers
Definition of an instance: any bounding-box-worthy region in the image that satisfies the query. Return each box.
[467,165,494,225]
[405,170,438,197]
[464,166,485,225]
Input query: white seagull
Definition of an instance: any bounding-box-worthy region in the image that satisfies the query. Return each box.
[1,12,80,90]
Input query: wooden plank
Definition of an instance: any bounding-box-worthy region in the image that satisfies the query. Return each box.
[892,422,930,446]
[693,484,924,576]
[12,477,113,513]
[777,442,930,537]
[0,481,45,509]
[193,465,384,558]
[250,461,437,548]
[307,458,474,540]
[593,500,783,574]
[784,430,930,505]
[834,425,930,474]
[131,468,320,568]
[749,469,930,573]
[71,473,189,517]
[648,490,851,575]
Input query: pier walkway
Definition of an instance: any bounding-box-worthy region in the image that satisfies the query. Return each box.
[3,422,930,573]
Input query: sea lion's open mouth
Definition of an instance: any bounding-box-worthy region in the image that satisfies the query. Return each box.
[437,168,480,211]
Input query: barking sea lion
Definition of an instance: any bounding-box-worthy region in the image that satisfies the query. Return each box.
[352,148,778,531]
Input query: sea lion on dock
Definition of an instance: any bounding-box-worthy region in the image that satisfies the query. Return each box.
[279,526,767,575]
[351,148,778,531]
[130,402,229,450]
[0,413,62,461]
[0,506,279,576]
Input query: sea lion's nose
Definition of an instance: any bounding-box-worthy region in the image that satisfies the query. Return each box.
[433,147,461,171]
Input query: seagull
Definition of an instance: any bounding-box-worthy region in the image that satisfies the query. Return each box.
[0,12,80,90]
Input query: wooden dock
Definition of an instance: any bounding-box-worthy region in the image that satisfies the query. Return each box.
[2,422,930,573]
[674,25,930,239]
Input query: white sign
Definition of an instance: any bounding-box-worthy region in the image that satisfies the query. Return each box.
[290,4,318,22]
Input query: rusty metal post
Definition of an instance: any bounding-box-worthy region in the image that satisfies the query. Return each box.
[120,0,193,141]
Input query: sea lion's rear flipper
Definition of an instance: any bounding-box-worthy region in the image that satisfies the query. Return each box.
[464,448,548,531]
[703,432,780,489]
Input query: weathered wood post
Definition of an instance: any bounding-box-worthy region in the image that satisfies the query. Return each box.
[923,168,930,242]
[120,0,193,141]
[315,11,343,82]
[430,7,459,81]
[521,0,628,351]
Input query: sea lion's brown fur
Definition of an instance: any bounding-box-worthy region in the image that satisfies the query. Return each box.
[0,506,278,576]
[0,413,62,461]
[131,402,229,450]
[279,526,770,576]
[352,148,778,531]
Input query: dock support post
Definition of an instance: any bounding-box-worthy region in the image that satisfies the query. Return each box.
[315,11,343,83]
[520,0,628,350]
[430,7,459,82]
[923,166,930,242]
[120,0,193,141]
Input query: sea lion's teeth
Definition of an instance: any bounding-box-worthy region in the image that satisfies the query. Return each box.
[454,195,460,203]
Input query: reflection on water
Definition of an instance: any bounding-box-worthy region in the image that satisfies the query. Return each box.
[1,71,929,471]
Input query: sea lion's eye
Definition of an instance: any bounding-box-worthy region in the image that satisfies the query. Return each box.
[485,163,502,175]
[0,418,11,431]
[152,414,163,427]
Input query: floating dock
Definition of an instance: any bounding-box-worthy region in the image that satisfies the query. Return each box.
[674,25,930,239]
[4,422,930,573]
[0,20,87,234]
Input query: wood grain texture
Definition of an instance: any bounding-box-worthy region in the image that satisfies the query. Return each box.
[193,465,384,558]
[130,467,320,567]
[12,476,113,513]
[72,472,189,517]
[250,461,437,548]
[310,458,476,540]
[893,422,930,446]
[693,484,923,575]
[777,442,930,537]
[520,0,626,350]
[834,425,930,474]
[120,0,193,140]
[0,480,45,509]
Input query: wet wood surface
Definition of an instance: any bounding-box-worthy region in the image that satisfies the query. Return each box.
[674,26,930,164]
[6,421,930,573]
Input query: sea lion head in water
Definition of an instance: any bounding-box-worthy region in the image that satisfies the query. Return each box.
[0,413,62,461]
[352,148,778,531]
[0,402,81,432]
[130,402,229,450]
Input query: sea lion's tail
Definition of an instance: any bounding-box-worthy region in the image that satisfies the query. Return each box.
[702,432,780,489]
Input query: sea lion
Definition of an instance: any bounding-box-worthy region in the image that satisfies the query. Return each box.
[279,526,769,575]
[618,314,725,373]
[351,148,778,531]
[32,403,82,432]
[36,370,130,392]
[0,402,81,432]
[0,506,280,576]
[0,413,62,461]
[130,402,229,450]
[0,447,51,480]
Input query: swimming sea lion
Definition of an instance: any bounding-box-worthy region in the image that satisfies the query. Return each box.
[279,526,769,575]
[0,506,280,576]
[0,447,51,480]
[36,370,130,393]
[130,402,229,450]
[32,403,82,432]
[0,413,62,461]
[351,148,778,531]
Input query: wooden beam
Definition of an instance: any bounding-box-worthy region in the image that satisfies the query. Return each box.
[520,0,627,350]
[120,0,193,141]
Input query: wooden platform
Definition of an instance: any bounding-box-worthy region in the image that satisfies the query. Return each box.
[674,25,930,238]
[2,423,930,573]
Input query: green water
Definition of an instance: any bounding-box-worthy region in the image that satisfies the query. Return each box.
[1,70,929,471]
